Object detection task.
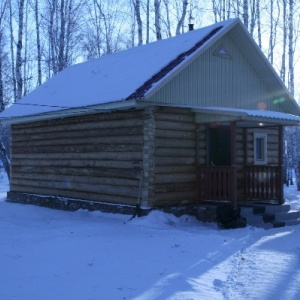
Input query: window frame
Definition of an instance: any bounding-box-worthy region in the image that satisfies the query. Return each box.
[253,132,268,165]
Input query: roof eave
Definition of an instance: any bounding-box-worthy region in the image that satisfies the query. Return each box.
[0,99,139,125]
[193,107,300,126]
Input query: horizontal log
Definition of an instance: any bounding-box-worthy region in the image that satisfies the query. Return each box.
[196,125,206,132]
[156,138,195,148]
[197,158,206,165]
[247,134,278,143]
[12,126,144,142]
[12,143,143,155]
[12,117,144,136]
[12,172,140,187]
[197,149,206,156]
[152,191,196,206]
[155,165,195,174]
[10,185,137,206]
[155,112,194,123]
[12,165,142,179]
[12,135,143,147]
[155,173,196,183]
[12,158,142,169]
[156,120,195,131]
[246,128,278,134]
[12,109,144,131]
[11,178,140,198]
[155,148,196,157]
[155,157,196,166]
[12,151,142,161]
[196,132,206,139]
[154,182,195,193]
[244,149,279,158]
[155,129,196,139]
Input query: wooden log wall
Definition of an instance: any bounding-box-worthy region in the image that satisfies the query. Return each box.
[151,107,197,206]
[10,110,145,205]
[244,127,279,165]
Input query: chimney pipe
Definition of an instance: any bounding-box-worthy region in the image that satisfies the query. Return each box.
[189,23,194,31]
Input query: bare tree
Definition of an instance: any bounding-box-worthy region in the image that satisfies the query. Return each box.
[9,1,16,102]
[145,0,150,43]
[280,0,287,83]
[15,0,26,101]
[243,0,249,29]
[268,0,280,65]
[45,0,82,75]
[288,0,294,95]
[0,0,10,181]
[154,0,162,40]
[163,0,172,37]
[33,0,42,86]
[176,0,188,35]
[132,0,143,45]
[0,0,8,112]
[256,0,262,48]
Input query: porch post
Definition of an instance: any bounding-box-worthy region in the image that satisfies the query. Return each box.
[278,126,284,204]
[231,121,237,208]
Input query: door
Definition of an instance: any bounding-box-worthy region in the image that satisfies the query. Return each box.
[208,126,231,166]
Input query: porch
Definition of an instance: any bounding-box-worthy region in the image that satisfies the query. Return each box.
[194,107,300,207]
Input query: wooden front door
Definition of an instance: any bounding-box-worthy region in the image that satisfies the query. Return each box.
[208,126,231,166]
[197,125,235,203]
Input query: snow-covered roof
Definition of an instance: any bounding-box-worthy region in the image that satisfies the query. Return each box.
[0,19,238,123]
[1,18,299,125]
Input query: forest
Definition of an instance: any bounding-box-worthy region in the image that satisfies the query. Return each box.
[0,0,300,186]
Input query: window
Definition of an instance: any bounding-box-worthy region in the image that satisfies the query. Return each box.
[254,132,267,165]
[213,45,232,60]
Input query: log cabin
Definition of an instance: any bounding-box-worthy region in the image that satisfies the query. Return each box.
[1,18,300,214]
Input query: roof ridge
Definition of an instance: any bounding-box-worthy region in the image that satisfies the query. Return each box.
[126,26,223,100]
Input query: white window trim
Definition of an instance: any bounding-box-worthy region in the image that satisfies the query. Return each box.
[253,132,268,165]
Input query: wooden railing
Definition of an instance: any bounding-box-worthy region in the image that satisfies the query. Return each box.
[197,165,283,204]
[197,166,234,201]
[245,165,282,201]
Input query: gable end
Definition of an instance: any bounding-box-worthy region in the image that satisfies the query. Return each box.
[126,26,223,100]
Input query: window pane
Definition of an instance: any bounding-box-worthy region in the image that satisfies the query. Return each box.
[256,137,264,160]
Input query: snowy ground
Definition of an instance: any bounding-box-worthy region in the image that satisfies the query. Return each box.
[1,173,300,300]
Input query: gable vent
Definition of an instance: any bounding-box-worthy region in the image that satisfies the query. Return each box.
[213,46,232,60]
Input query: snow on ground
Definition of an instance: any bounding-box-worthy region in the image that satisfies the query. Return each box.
[1,173,300,300]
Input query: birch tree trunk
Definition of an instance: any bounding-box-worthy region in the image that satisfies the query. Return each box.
[249,0,256,36]
[0,0,10,180]
[268,0,275,64]
[133,0,143,45]
[22,0,30,96]
[58,0,66,72]
[0,0,7,112]
[243,0,249,29]
[9,1,16,102]
[280,0,287,83]
[163,0,172,37]
[176,0,188,35]
[34,0,42,86]
[288,0,294,96]
[16,0,25,101]
[154,0,162,40]
[146,0,150,43]
[256,0,262,48]
[0,33,4,113]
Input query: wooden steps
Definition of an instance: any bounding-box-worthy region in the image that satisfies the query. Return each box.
[240,204,300,229]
